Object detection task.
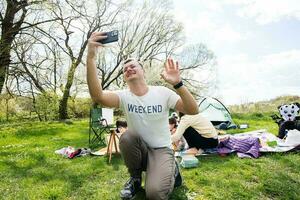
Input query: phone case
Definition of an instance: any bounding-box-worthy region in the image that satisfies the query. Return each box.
[98,30,118,44]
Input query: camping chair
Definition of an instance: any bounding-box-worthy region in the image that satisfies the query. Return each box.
[89,105,114,145]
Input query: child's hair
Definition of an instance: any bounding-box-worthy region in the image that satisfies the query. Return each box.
[116,120,127,133]
[116,120,127,128]
[169,117,177,128]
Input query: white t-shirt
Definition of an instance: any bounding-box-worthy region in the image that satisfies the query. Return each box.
[116,86,180,148]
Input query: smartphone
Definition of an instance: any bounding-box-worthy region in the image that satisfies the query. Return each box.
[98,30,118,44]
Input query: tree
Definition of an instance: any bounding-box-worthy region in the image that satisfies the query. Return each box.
[0,0,58,93]
[177,43,217,99]
[37,0,183,120]
[141,43,217,99]
[2,0,216,121]
[96,0,184,91]
[45,0,125,120]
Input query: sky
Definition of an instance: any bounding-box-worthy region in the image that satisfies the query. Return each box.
[172,0,300,105]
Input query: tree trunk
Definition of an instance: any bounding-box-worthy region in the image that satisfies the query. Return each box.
[0,0,28,93]
[58,62,77,120]
[0,27,14,93]
[0,52,10,93]
[5,98,9,121]
[59,91,69,120]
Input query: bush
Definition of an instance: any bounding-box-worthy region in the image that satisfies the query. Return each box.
[0,94,17,122]
[231,112,277,121]
[35,92,59,121]
[68,97,92,118]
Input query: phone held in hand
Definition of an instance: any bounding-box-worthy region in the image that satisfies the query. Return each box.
[98,30,118,44]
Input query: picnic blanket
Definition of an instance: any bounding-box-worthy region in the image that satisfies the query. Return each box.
[175,129,300,158]
[219,129,299,152]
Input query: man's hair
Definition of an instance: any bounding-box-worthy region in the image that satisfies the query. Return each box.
[123,58,143,68]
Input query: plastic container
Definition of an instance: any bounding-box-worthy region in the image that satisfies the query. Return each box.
[180,155,199,168]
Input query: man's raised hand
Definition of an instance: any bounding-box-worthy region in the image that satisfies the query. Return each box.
[160,58,182,86]
[87,32,107,59]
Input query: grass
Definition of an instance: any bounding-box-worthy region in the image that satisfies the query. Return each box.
[1,116,300,200]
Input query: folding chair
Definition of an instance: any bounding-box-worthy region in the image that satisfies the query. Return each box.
[89,105,114,145]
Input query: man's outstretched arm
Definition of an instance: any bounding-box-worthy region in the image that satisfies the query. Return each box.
[161,58,198,115]
[86,32,119,108]
[174,85,199,115]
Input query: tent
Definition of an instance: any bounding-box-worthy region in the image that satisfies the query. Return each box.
[198,97,237,129]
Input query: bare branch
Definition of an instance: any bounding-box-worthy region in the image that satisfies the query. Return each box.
[20,17,61,30]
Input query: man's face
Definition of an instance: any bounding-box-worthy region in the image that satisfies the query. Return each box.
[122,60,144,82]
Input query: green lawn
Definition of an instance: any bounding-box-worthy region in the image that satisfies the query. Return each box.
[1,117,300,200]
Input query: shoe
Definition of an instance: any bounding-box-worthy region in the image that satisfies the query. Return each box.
[120,177,141,199]
[174,161,182,187]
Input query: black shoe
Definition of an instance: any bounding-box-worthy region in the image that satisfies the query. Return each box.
[174,161,182,188]
[120,177,141,199]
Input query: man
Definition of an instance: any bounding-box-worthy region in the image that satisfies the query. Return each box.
[86,32,198,200]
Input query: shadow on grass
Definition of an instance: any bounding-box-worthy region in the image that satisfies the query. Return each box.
[170,185,189,200]
[4,121,87,139]
[196,154,236,165]
[2,153,81,187]
[261,171,300,199]
[124,182,189,200]
[108,154,123,171]
[263,151,300,199]
[264,151,300,171]
[15,127,63,138]
[1,151,120,193]
[103,154,190,200]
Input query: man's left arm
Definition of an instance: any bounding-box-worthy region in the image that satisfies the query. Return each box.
[174,86,198,115]
[161,58,198,115]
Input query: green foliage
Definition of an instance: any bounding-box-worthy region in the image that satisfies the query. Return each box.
[229,95,300,114]
[229,114,278,135]
[35,92,60,121]
[68,97,92,119]
[231,112,277,121]
[0,94,17,122]
[0,94,94,123]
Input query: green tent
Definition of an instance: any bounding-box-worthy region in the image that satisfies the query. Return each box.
[198,97,237,129]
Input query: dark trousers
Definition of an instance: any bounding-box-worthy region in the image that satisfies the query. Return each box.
[183,126,218,149]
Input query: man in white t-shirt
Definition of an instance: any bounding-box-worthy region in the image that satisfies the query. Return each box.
[86,32,198,200]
